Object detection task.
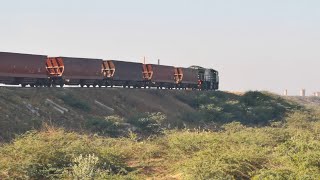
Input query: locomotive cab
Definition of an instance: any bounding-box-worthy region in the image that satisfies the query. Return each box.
[204,69,219,90]
[189,65,219,90]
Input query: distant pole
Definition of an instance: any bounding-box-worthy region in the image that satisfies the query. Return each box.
[284,89,288,96]
[143,56,146,64]
[158,59,160,65]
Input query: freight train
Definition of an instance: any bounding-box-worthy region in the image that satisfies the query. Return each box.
[0,52,219,90]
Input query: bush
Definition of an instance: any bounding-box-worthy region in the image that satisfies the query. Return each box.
[59,94,91,112]
[285,111,316,129]
[85,116,125,137]
[0,95,319,179]
[222,121,245,132]
[127,112,166,135]
[164,129,270,179]
[163,113,320,180]
[187,91,302,125]
[183,145,268,179]
[0,129,130,179]
[1,112,320,179]
[179,111,206,124]
[68,154,99,179]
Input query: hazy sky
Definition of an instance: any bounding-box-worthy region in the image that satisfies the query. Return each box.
[0,0,319,95]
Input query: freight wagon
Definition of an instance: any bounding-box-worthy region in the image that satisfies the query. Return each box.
[147,64,176,88]
[0,52,49,87]
[178,67,199,89]
[102,60,144,88]
[46,57,103,87]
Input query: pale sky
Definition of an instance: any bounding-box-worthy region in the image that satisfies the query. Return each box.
[0,0,319,95]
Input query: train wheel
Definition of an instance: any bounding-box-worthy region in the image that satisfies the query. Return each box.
[80,84,84,88]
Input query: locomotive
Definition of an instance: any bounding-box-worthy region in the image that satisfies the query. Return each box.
[0,52,219,90]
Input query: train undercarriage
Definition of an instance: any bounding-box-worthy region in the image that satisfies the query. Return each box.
[0,77,218,91]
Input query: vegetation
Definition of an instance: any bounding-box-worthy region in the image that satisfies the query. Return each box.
[176,91,302,125]
[0,88,303,141]
[1,90,320,179]
[1,109,320,179]
[85,112,166,137]
[59,94,91,112]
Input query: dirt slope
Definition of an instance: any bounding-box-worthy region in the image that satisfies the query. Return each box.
[0,87,197,141]
[0,88,306,141]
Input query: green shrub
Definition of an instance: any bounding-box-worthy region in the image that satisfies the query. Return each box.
[179,111,206,124]
[0,95,319,179]
[166,131,220,158]
[285,111,316,129]
[0,129,130,179]
[85,116,125,137]
[164,129,271,179]
[1,112,320,179]
[222,121,246,132]
[183,145,268,179]
[127,112,166,135]
[59,94,91,112]
[163,116,320,180]
[188,91,302,125]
